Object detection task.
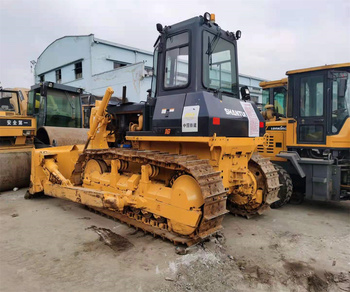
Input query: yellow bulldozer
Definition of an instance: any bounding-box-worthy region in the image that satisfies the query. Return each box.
[258,63,350,207]
[26,13,280,245]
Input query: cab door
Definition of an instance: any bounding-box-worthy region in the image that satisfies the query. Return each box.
[295,71,327,144]
[28,89,46,128]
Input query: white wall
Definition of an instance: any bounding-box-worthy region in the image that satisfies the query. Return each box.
[90,42,153,76]
[35,35,92,83]
[90,62,150,102]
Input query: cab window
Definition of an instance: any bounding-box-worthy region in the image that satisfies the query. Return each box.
[300,75,324,117]
[331,71,350,133]
[203,31,237,97]
[273,87,287,116]
[262,88,270,108]
[45,89,81,128]
[164,32,189,88]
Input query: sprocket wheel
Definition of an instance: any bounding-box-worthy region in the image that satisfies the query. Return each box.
[227,153,279,217]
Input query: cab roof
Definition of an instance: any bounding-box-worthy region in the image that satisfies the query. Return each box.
[286,63,350,75]
[259,78,288,89]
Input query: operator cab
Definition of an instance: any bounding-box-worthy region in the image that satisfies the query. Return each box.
[129,12,266,138]
[28,82,83,128]
[0,89,22,115]
[287,63,350,145]
[260,78,288,119]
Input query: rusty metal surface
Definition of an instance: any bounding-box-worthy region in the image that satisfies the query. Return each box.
[0,149,31,192]
[71,148,228,246]
[37,126,89,146]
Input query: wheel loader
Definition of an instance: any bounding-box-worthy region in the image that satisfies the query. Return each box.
[259,78,293,207]
[258,63,350,206]
[27,13,279,245]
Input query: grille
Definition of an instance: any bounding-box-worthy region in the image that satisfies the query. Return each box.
[257,135,275,154]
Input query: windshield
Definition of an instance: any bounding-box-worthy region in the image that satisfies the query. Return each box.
[45,88,81,127]
[331,71,350,133]
[203,31,238,97]
[0,90,20,113]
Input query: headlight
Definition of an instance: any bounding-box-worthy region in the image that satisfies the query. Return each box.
[23,130,34,136]
[204,12,211,22]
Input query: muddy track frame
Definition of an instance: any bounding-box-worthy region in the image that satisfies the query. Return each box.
[71,148,229,246]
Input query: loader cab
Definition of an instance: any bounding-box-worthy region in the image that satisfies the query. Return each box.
[287,64,350,145]
[260,78,288,117]
[27,82,83,128]
[145,13,265,138]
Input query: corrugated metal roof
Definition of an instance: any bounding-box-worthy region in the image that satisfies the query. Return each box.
[37,34,153,62]
[93,36,153,56]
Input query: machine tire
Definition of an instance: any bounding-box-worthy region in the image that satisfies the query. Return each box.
[270,165,293,209]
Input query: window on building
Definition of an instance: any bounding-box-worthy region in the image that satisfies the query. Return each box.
[55,69,62,84]
[75,62,83,79]
[113,61,128,69]
[39,75,45,82]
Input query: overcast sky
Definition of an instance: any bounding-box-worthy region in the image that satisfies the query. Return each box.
[1,0,349,88]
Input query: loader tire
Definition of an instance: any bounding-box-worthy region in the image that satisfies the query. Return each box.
[270,165,293,209]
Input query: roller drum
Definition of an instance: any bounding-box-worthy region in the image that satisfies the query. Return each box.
[0,149,31,192]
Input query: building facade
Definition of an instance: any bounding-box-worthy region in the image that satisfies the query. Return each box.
[34,34,265,104]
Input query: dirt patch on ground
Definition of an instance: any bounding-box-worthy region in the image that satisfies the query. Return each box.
[1,191,349,292]
[86,225,134,252]
[282,260,350,292]
[158,236,350,292]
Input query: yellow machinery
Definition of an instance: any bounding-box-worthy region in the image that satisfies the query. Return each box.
[259,78,293,207]
[28,82,88,147]
[27,13,280,245]
[258,63,350,205]
[260,78,288,119]
[0,82,89,192]
[0,88,36,191]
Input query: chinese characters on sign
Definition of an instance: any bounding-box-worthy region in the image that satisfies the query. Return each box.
[240,101,259,137]
[182,105,200,132]
[2,119,32,127]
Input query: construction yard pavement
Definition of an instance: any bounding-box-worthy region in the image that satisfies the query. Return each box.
[0,188,349,292]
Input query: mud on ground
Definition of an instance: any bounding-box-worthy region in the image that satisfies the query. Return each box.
[0,189,349,292]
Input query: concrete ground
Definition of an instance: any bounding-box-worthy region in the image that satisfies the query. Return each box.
[0,188,349,292]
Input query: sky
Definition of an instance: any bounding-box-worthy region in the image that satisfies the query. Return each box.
[0,0,349,88]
